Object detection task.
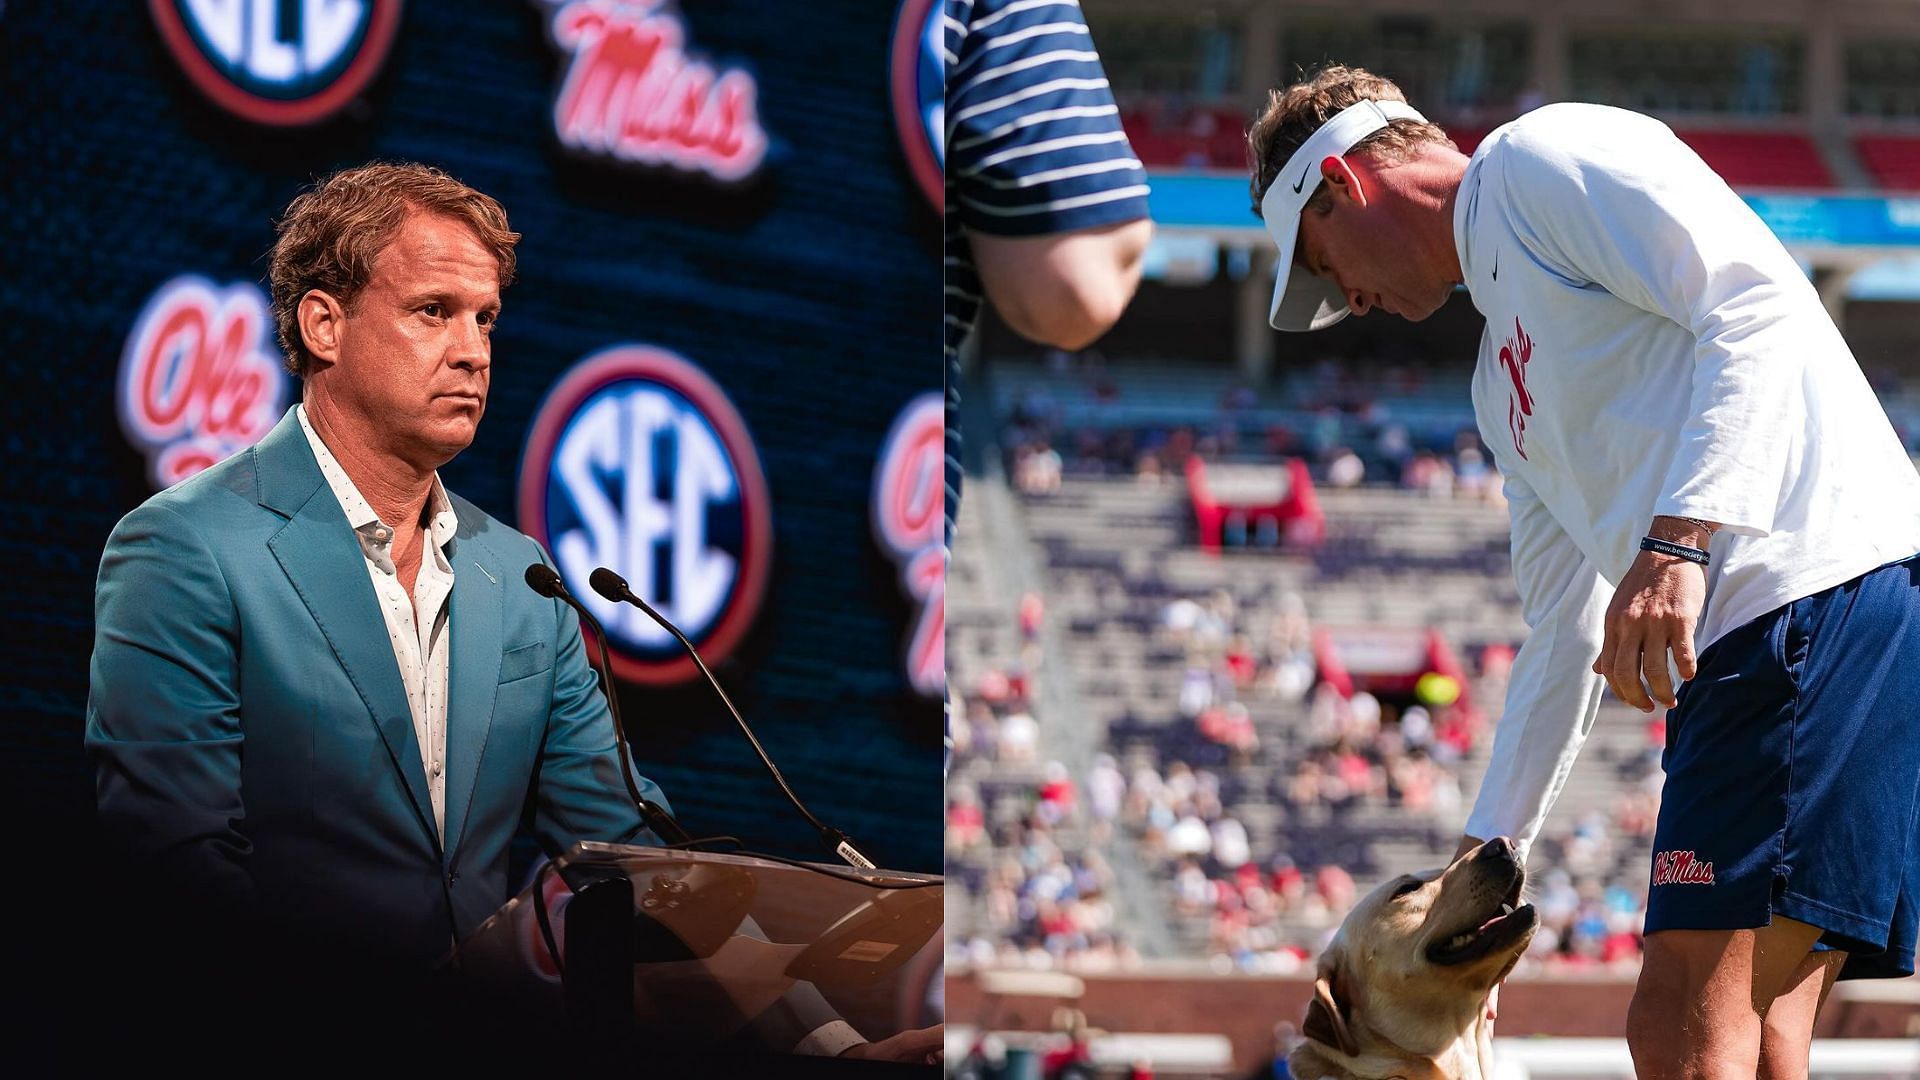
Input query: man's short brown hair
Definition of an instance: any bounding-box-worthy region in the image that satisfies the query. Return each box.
[1247,65,1456,219]
[268,162,521,378]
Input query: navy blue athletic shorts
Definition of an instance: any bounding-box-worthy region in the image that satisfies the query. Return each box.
[1648,551,1920,980]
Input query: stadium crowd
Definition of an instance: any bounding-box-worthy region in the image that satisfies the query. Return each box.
[948,617,1145,973]
[949,535,1662,976]
[1000,356,1509,510]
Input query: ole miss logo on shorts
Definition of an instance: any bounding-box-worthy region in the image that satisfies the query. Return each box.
[519,346,772,686]
[148,0,403,126]
[118,276,291,490]
[871,392,944,699]
[1652,850,1716,886]
[889,0,943,210]
[534,0,769,183]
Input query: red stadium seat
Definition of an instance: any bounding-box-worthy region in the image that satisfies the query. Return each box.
[1671,129,1834,190]
[1120,110,1185,167]
[1443,126,1490,157]
[1854,134,1920,191]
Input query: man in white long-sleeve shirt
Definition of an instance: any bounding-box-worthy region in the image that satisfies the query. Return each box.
[1246,66,1920,1079]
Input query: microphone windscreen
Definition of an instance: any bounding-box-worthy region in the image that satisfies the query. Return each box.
[524,563,565,598]
[588,566,629,602]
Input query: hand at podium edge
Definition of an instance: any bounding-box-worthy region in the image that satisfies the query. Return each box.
[838,1023,943,1065]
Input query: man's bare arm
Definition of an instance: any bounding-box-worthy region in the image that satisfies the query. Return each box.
[968,218,1152,350]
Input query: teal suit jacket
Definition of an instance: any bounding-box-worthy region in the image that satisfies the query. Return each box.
[86,408,669,965]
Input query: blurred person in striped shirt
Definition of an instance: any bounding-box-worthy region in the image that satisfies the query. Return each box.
[943,0,1154,769]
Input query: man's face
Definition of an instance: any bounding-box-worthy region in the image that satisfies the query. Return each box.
[1294,160,1453,323]
[328,211,500,468]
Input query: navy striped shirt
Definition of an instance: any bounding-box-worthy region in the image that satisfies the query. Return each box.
[942,0,1149,771]
[943,0,1151,553]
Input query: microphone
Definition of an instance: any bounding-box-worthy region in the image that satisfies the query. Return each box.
[587,566,878,871]
[524,563,693,847]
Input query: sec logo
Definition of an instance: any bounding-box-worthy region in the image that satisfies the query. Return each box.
[519,347,772,685]
[148,0,403,126]
[889,0,943,210]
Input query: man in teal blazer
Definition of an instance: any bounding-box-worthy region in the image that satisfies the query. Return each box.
[85,167,669,971]
[87,402,664,965]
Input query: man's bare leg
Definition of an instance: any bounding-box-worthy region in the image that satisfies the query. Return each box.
[1626,916,1827,1080]
[1756,949,1846,1080]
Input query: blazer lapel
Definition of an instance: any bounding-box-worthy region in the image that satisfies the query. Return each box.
[255,409,439,849]
[441,520,502,864]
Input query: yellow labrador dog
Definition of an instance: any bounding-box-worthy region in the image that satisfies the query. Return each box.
[1289,837,1538,1080]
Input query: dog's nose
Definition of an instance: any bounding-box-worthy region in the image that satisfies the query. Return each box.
[1477,836,1516,863]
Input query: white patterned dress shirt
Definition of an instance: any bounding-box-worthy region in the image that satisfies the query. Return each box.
[298,405,459,840]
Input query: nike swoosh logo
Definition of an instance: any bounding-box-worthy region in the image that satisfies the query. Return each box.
[1292,165,1311,194]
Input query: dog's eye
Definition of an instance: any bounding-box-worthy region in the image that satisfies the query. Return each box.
[1391,879,1422,900]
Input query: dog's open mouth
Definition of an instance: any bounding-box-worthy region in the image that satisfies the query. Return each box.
[1426,873,1538,966]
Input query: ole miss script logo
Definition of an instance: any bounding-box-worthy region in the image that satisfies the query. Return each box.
[519,347,771,685]
[1652,850,1716,886]
[872,393,944,699]
[118,276,290,490]
[1499,316,1535,460]
[535,0,769,182]
[148,0,403,126]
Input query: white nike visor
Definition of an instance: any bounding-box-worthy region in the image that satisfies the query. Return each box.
[1260,98,1429,332]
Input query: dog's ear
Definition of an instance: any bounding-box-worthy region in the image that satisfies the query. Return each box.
[1303,968,1361,1058]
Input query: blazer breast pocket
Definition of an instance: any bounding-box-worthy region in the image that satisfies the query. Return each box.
[498,641,551,684]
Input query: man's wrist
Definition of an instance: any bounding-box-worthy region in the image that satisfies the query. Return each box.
[1648,515,1718,548]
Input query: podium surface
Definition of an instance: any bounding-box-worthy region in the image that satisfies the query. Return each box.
[448,841,944,1053]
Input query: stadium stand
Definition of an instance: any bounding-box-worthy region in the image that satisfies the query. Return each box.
[1853,133,1920,191]
[1120,107,1496,170]
[1670,129,1835,189]
[1119,103,1835,190]
[949,363,1667,977]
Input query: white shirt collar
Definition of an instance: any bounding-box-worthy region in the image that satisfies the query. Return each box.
[296,404,458,568]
